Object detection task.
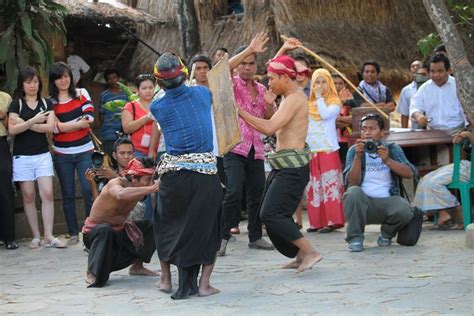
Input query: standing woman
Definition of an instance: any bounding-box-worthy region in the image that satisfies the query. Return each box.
[49,62,94,244]
[122,74,156,220]
[8,67,66,248]
[306,68,345,233]
[122,74,156,158]
[0,91,18,249]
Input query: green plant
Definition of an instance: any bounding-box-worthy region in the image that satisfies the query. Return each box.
[0,0,67,94]
[418,1,472,58]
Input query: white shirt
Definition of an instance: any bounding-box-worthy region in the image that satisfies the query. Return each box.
[306,98,340,152]
[397,81,419,129]
[361,153,391,198]
[67,55,90,84]
[409,76,466,131]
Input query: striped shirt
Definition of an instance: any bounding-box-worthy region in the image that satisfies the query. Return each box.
[52,93,95,154]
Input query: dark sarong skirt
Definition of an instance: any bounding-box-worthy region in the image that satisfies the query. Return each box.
[154,170,223,268]
[259,164,310,258]
[83,220,156,288]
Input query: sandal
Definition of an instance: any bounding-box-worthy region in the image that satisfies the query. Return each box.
[44,237,67,248]
[6,241,19,250]
[306,227,320,233]
[319,226,335,234]
[68,235,79,245]
[430,220,454,231]
[29,238,41,249]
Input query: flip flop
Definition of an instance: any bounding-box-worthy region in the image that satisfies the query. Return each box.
[430,220,454,231]
[44,238,67,248]
[319,226,335,233]
[29,238,41,249]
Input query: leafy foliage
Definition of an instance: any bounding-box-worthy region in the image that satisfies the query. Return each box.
[0,0,67,94]
[418,1,473,58]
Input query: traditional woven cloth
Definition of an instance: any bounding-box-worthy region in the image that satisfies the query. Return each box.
[157,152,217,177]
[266,144,311,169]
[414,160,470,212]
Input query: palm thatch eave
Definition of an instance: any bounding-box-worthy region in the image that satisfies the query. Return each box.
[57,0,161,26]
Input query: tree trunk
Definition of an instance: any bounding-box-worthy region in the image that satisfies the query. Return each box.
[176,0,201,60]
[422,0,473,121]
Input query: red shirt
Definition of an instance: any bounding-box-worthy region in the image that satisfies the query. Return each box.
[123,101,154,155]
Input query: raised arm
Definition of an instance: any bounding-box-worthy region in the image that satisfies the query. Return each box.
[273,37,302,59]
[228,32,269,71]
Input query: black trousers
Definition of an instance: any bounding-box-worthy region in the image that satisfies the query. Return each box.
[260,165,309,258]
[83,220,156,288]
[0,137,15,242]
[222,148,265,241]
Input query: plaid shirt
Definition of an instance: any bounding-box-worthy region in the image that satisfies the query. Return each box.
[343,141,417,196]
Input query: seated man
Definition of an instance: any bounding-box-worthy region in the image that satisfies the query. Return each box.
[409,54,467,135]
[349,61,396,112]
[82,157,160,287]
[343,113,416,252]
[414,130,472,230]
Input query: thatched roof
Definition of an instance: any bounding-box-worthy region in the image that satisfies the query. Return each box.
[58,0,160,25]
[128,0,473,90]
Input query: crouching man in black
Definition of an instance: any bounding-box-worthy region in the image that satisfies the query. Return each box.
[82,157,159,287]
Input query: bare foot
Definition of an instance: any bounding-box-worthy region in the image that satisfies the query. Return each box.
[129,263,158,276]
[85,272,96,285]
[296,252,323,274]
[198,285,220,297]
[282,251,303,269]
[156,279,172,293]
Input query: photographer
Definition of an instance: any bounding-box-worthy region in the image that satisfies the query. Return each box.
[85,138,135,200]
[343,113,416,252]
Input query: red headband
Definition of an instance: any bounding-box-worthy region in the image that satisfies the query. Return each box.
[153,57,189,80]
[267,55,310,79]
[126,158,155,177]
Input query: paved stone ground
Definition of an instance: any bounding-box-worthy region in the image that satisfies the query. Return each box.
[1,219,473,315]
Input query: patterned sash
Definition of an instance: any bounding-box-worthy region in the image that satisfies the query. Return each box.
[157,152,217,177]
[267,144,311,169]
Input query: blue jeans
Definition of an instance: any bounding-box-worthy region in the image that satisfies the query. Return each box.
[54,151,93,236]
[133,150,153,220]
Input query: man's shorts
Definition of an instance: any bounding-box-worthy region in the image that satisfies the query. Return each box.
[13,152,54,182]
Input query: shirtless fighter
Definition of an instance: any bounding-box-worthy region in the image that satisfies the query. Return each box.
[82,157,159,287]
[237,54,323,273]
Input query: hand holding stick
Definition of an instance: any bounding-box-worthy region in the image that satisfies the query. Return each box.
[281,35,389,119]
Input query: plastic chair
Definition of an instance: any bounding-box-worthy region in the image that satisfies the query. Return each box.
[447,141,474,229]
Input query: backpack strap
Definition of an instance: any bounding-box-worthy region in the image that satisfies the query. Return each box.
[18,98,23,114]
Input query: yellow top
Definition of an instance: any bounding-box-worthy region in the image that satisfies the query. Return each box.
[308,68,341,121]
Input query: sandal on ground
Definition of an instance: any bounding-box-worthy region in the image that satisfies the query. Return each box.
[306,227,320,233]
[430,220,454,231]
[319,226,335,233]
[6,241,19,250]
[29,238,41,249]
[44,238,67,248]
[68,235,79,245]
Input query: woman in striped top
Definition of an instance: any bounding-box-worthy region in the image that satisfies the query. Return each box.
[49,62,94,244]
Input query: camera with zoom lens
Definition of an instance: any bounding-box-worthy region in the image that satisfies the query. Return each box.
[364,139,380,154]
[91,150,105,171]
[91,150,107,192]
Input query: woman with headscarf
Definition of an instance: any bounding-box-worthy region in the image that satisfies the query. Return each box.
[306,69,345,233]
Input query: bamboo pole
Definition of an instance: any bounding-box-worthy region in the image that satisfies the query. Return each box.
[281,35,389,119]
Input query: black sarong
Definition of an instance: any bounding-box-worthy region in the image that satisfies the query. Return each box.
[259,164,309,258]
[83,220,156,288]
[154,170,222,268]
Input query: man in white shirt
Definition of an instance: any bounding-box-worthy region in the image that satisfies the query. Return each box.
[66,41,90,85]
[397,60,422,128]
[343,114,416,252]
[409,54,467,135]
